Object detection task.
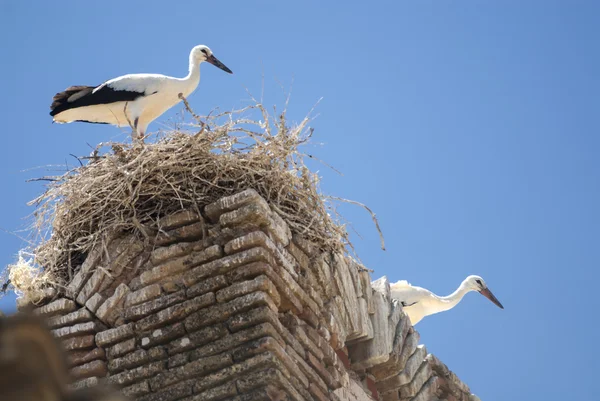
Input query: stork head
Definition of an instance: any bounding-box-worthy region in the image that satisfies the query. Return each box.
[191,45,233,74]
[465,275,504,309]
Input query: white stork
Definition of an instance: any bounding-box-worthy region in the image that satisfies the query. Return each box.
[390,275,504,325]
[49,45,232,139]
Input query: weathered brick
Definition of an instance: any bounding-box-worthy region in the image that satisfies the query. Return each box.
[106,338,136,359]
[186,275,228,298]
[216,275,280,307]
[155,222,205,246]
[122,381,151,398]
[46,308,92,329]
[140,245,222,287]
[125,283,162,307]
[192,381,238,401]
[135,292,216,332]
[70,376,98,390]
[231,337,309,389]
[67,348,105,368]
[96,283,130,324]
[182,247,275,287]
[149,353,233,391]
[108,349,149,373]
[224,231,297,280]
[108,361,165,387]
[227,306,305,358]
[229,262,303,314]
[219,202,270,229]
[307,351,339,390]
[286,344,328,393]
[70,360,107,380]
[167,324,228,355]
[52,321,99,339]
[84,293,105,313]
[184,292,277,332]
[168,353,189,369]
[159,210,201,231]
[236,367,302,401]
[62,335,95,351]
[399,362,433,399]
[204,189,264,222]
[192,353,280,394]
[125,290,186,321]
[34,298,76,317]
[141,322,186,349]
[189,323,283,362]
[142,381,196,401]
[76,270,108,305]
[95,323,135,347]
[151,241,196,266]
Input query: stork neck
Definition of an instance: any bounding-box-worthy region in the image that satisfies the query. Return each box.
[183,57,201,91]
[436,281,472,311]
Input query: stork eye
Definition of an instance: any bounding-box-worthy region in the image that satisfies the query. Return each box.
[475,279,482,286]
[201,49,208,55]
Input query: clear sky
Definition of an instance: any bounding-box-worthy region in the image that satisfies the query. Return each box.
[1,1,598,400]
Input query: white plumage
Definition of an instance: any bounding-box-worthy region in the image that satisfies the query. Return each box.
[50,45,232,139]
[390,275,504,325]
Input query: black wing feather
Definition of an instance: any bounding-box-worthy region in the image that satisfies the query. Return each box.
[49,85,145,117]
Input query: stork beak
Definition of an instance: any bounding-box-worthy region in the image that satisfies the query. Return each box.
[206,54,233,74]
[479,287,504,309]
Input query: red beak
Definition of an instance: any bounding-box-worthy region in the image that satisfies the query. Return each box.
[479,287,504,309]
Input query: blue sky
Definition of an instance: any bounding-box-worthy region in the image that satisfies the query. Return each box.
[1,1,598,400]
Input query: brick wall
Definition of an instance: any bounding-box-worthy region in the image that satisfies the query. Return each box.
[20,189,479,401]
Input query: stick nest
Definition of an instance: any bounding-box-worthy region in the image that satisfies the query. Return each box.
[9,102,370,295]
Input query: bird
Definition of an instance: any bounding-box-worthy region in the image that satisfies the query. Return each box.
[49,45,232,140]
[390,275,504,325]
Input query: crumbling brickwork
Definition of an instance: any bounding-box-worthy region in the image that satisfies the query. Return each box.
[19,189,479,401]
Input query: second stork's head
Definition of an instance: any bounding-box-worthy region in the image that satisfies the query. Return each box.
[464,275,504,309]
[190,45,233,74]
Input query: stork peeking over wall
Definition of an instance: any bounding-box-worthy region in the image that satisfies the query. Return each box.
[49,45,232,140]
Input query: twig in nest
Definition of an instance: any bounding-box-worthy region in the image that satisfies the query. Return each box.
[328,196,386,251]
[178,93,209,134]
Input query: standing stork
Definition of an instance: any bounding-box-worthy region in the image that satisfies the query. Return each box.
[390,275,504,325]
[49,45,232,140]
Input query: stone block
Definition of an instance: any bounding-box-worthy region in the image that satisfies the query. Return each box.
[44,309,92,331]
[141,322,186,349]
[135,292,215,332]
[216,275,280,306]
[84,293,105,313]
[139,245,222,287]
[125,283,162,307]
[184,292,277,333]
[204,188,264,222]
[155,221,205,246]
[125,290,186,321]
[149,353,233,391]
[34,298,76,317]
[62,335,95,351]
[229,262,303,314]
[76,270,108,305]
[186,275,228,298]
[182,247,275,288]
[122,381,151,398]
[96,283,130,325]
[70,360,108,380]
[95,323,135,347]
[67,347,106,367]
[52,321,99,339]
[106,338,136,359]
[167,324,228,355]
[108,361,165,387]
[159,210,201,231]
